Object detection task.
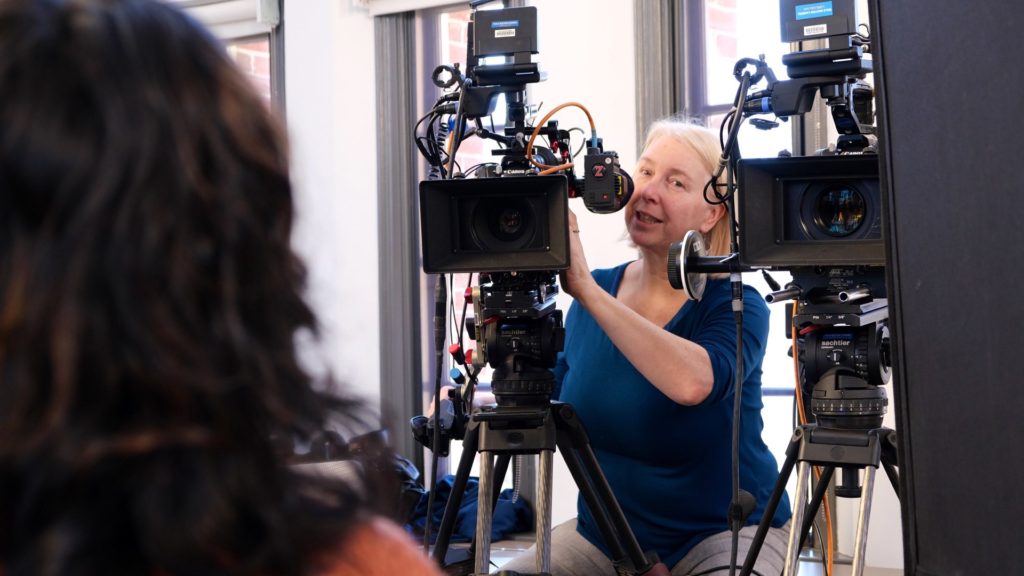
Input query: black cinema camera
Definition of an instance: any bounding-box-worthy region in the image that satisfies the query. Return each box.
[668,0,890,430]
[412,4,633,451]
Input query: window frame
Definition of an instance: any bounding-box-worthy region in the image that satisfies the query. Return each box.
[180,0,286,113]
[678,1,735,123]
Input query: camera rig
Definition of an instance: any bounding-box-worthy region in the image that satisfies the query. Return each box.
[665,2,899,575]
[668,0,889,427]
[412,2,635,451]
[410,5,668,576]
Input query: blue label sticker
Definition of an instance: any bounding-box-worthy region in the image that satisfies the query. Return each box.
[795,1,833,20]
[491,19,520,29]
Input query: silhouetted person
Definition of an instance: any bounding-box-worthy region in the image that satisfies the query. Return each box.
[0,0,439,574]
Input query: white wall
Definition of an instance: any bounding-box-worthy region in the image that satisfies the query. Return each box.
[280,0,903,568]
[285,0,381,405]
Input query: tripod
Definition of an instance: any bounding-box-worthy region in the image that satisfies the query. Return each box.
[738,423,899,576]
[430,399,669,576]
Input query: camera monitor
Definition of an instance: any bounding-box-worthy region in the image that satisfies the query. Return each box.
[737,155,884,267]
[419,175,569,273]
[473,7,538,59]
[780,0,858,43]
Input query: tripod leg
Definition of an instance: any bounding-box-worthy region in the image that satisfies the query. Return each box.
[850,466,877,576]
[433,422,480,564]
[547,402,669,575]
[575,444,644,562]
[880,457,897,494]
[740,429,800,576]
[555,434,627,561]
[783,461,812,576]
[535,449,554,575]
[491,453,512,511]
[475,450,495,575]
[797,465,835,553]
[461,453,511,573]
[878,429,900,497]
[554,406,644,566]
[880,453,897,494]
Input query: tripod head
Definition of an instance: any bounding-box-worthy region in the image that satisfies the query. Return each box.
[770,266,891,431]
[468,270,564,408]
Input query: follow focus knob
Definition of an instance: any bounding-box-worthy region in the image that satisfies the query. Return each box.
[667,230,708,301]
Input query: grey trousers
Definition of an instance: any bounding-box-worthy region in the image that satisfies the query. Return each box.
[497,518,791,576]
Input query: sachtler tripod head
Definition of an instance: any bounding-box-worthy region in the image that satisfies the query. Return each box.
[772,266,891,431]
[467,270,564,408]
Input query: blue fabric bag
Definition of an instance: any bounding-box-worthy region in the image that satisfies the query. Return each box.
[406,474,534,543]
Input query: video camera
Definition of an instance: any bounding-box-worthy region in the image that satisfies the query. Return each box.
[668,0,890,430]
[412,4,633,451]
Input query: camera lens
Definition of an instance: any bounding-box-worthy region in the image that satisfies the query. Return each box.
[814,185,866,237]
[471,197,536,249]
[493,205,526,240]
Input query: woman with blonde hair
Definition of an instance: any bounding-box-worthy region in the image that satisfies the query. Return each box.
[503,118,791,575]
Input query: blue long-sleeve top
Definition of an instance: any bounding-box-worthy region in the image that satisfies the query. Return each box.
[554,263,791,568]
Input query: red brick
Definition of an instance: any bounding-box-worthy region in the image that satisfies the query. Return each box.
[450,45,467,66]
[248,75,271,100]
[707,4,737,34]
[448,22,462,42]
[252,53,270,76]
[716,33,737,59]
[234,51,252,73]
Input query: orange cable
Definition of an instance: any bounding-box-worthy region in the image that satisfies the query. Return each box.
[525,101,596,175]
[792,315,805,422]
[445,102,595,177]
[444,129,456,171]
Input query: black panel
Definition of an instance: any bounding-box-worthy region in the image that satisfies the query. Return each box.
[873,1,1024,574]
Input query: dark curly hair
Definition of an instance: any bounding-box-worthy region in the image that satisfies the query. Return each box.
[0,0,380,573]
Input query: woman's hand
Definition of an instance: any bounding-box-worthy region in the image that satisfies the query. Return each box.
[425,385,495,415]
[559,210,599,305]
[425,385,456,416]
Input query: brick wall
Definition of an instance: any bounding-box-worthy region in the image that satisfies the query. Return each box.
[440,9,509,174]
[227,36,272,104]
[707,0,738,70]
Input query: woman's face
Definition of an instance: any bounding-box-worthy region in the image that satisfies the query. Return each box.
[624,135,724,255]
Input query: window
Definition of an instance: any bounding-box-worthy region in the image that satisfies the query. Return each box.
[436,7,510,176]
[176,0,283,109]
[226,36,273,104]
[690,0,794,160]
